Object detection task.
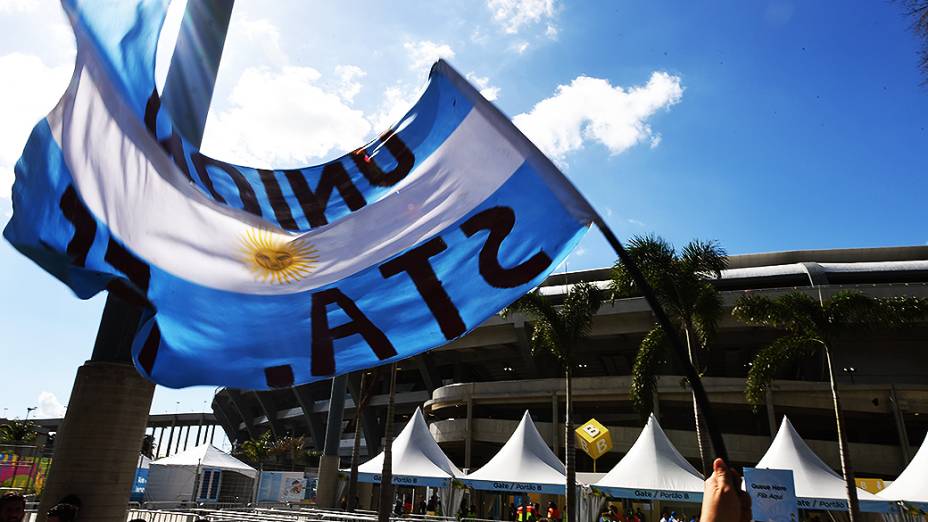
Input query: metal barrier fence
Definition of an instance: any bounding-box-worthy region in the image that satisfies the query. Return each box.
[119,506,499,522]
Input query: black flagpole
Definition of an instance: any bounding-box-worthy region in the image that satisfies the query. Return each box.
[591,213,730,466]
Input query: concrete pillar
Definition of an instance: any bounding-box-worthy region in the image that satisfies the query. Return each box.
[765,388,777,438]
[156,426,165,458]
[316,375,348,508]
[37,362,155,521]
[165,419,176,457]
[358,482,374,510]
[465,398,474,471]
[890,385,912,466]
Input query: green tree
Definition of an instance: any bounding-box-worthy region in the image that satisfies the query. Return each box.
[610,235,727,475]
[240,430,273,467]
[733,290,928,521]
[505,282,603,522]
[140,434,156,459]
[269,435,314,470]
[0,420,38,444]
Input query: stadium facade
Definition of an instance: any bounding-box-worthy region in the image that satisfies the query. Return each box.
[211,245,928,479]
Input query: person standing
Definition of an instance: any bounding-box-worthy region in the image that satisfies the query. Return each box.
[547,501,561,522]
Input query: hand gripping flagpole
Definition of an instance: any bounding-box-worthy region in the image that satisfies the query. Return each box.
[591,213,730,467]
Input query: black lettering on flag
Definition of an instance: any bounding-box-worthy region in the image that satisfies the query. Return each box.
[104,238,151,307]
[461,206,553,288]
[350,131,415,187]
[144,88,160,137]
[285,163,366,228]
[161,132,195,183]
[59,185,96,268]
[144,90,195,183]
[138,321,161,375]
[379,237,466,340]
[192,153,266,218]
[190,152,228,204]
[265,364,295,388]
[310,289,397,376]
[258,169,299,231]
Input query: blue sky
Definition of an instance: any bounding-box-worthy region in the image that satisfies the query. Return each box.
[0,0,925,432]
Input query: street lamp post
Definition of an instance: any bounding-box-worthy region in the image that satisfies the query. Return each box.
[25,407,37,421]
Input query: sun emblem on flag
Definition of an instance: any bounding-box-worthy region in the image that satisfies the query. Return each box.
[241,228,319,284]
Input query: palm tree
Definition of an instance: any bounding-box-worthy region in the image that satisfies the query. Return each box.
[348,369,381,511]
[377,363,398,522]
[505,282,603,522]
[733,290,928,522]
[140,434,156,459]
[0,420,38,444]
[610,235,727,475]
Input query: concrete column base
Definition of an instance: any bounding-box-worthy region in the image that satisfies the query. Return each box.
[38,362,155,522]
[358,482,374,510]
[315,454,342,508]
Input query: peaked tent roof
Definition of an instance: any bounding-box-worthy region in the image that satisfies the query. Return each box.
[150,443,257,478]
[877,433,928,504]
[755,417,889,512]
[357,408,461,487]
[463,410,566,494]
[593,414,704,503]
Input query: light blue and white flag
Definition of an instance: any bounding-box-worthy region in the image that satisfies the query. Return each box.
[4,0,594,389]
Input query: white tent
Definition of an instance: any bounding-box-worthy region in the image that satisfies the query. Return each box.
[878,433,928,509]
[755,417,891,513]
[147,443,257,504]
[463,410,566,494]
[357,407,461,488]
[592,414,703,503]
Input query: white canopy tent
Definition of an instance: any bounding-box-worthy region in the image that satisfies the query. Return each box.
[592,414,704,503]
[878,433,928,509]
[146,443,257,504]
[357,407,462,488]
[463,410,566,494]
[755,417,891,513]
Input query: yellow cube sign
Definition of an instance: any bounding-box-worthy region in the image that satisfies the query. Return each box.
[576,418,613,460]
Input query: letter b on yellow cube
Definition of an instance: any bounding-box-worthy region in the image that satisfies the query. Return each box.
[575,418,612,460]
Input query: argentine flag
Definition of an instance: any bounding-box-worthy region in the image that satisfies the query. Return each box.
[4,0,595,390]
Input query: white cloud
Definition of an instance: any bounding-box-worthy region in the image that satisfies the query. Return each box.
[466,73,501,101]
[334,65,366,102]
[369,84,420,133]
[513,72,683,162]
[37,391,66,418]
[403,40,455,73]
[514,41,530,54]
[201,66,371,166]
[649,133,663,149]
[488,0,556,34]
[574,246,587,256]
[627,218,646,227]
[0,53,72,202]
[545,24,559,39]
[0,0,38,14]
